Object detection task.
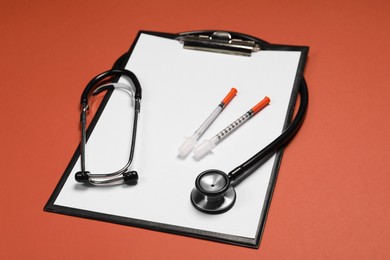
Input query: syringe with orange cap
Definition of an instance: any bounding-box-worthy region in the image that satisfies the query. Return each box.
[193,96,270,160]
[178,88,238,158]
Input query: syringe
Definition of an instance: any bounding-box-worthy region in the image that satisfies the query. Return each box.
[178,88,237,158]
[193,96,270,160]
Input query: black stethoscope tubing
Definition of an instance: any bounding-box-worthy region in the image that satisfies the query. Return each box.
[228,78,308,185]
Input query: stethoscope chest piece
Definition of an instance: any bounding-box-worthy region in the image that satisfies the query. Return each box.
[190,169,236,214]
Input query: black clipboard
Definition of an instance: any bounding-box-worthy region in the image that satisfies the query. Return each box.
[45,30,309,248]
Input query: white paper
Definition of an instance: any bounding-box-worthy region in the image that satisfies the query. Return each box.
[54,33,301,239]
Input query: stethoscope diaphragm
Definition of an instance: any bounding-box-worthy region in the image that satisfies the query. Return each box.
[190,170,236,214]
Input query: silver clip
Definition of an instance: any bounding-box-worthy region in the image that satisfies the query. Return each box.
[178,31,260,56]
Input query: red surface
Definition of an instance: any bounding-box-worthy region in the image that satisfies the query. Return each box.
[1,0,390,259]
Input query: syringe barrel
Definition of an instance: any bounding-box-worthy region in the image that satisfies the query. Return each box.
[193,105,223,140]
[211,111,253,144]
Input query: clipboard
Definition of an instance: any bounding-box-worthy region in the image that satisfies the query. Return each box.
[45,30,309,248]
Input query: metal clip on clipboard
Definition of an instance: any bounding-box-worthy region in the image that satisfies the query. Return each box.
[177,31,261,56]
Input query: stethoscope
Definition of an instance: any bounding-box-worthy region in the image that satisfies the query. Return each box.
[73,32,308,215]
[75,69,142,186]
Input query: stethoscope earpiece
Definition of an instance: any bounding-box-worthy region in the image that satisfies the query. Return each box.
[122,171,139,184]
[191,169,236,214]
[75,171,90,182]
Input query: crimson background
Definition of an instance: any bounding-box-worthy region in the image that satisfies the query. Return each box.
[1,0,389,259]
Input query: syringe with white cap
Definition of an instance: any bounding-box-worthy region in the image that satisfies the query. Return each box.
[193,96,270,160]
[178,88,237,158]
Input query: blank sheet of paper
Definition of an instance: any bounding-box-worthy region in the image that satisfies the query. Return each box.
[51,33,303,245]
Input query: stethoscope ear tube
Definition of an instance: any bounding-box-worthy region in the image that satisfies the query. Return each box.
[75,69,142,186]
